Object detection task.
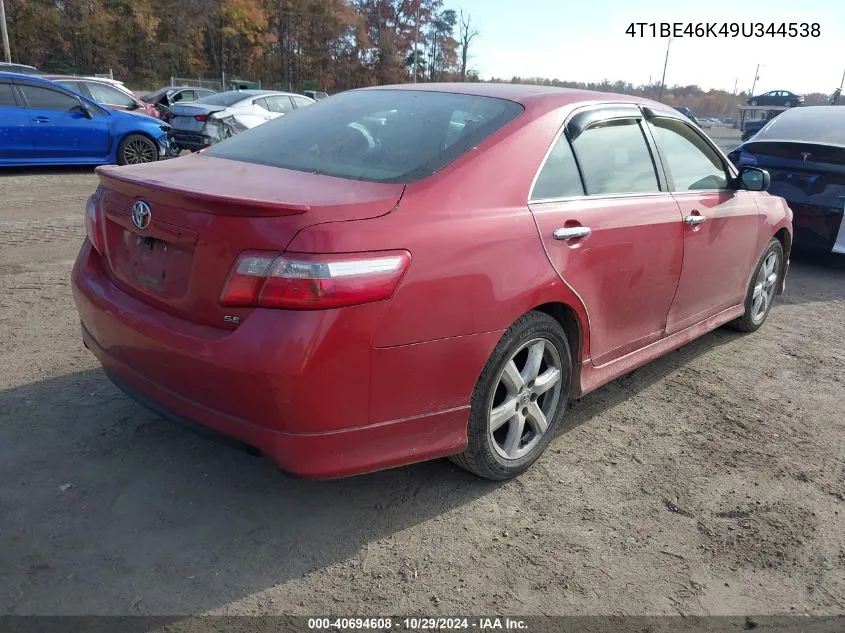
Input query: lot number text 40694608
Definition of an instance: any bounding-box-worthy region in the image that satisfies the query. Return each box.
[625,22,821,38]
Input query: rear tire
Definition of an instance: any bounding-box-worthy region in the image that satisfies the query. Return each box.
[727,238,784,333]
[750,100,758,106]
[449,311,572,481]
[117,134,159,166]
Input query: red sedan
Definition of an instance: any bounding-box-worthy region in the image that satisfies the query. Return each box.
[72,84,793,480]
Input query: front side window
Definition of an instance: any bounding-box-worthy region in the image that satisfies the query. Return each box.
[572,119,660,195]
[19,85,79,111]
[85,82,135,108]
[0,82,18,107]
[530,132,584,200]
[291,96,313,108]
[650,118,728,191]
[206,89,524,183]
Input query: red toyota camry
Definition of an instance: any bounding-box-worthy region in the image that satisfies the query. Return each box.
[72,84,793,480]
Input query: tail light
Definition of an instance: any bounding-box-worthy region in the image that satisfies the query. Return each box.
[195,114,208,122]
[84,189,106,255]
[220,250,411,310]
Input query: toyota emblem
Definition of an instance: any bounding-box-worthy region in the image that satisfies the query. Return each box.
[131,200,152,230]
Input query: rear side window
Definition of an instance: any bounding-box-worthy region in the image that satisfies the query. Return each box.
[572,120,660,195]
[19,85,79,111]
[530,133,584,200]
[206,90,524,183]
[264,95,294,114]
[85,81,135,108]
[0,83,17,106]
[650,118,728,190]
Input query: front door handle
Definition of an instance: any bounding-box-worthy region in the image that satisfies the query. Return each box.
[684,214,707,226]
[553,226,592,240]
[34,116,50,123]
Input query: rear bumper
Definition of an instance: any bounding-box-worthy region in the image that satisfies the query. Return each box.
[71,241,473,478]
[168,130,211,151]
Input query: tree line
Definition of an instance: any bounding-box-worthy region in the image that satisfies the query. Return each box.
[4,1,832,116]
[4,0,479,91]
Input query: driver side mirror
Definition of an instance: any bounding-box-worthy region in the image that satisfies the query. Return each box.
[738,166,770,192]
[73,101,93,119]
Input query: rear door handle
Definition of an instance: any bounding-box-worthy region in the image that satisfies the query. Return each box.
[684,215,707,226]
[553,226,592,240]
[34,116,50,123]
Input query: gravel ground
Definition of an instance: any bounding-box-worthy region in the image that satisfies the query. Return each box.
[1,128,843,617]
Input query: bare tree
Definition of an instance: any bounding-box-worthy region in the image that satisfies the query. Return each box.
[458,10,478,82]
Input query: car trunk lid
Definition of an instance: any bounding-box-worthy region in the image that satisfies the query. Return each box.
[94,154,405,329]
[169,103,228,131]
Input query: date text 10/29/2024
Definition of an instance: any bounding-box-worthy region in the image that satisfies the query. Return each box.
[308,618,528,631]
[625,22,821,38]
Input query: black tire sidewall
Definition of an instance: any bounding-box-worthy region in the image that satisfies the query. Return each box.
[465,312,572,478]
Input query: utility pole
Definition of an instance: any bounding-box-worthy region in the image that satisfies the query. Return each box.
[732,78,738,96]
[750,63,761,97]
[0,0,11,64]
[836,67,845,104]
[413,1,420,83]
[657,38,671,103]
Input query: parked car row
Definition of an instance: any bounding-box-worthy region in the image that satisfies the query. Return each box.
[0,71,172,166]
[0,69,325,166]
[167,90,315,151]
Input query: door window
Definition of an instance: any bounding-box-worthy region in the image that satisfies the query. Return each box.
[84,82,135,108]
[19,85,79,111]
[650,118,728,191]
[252,97,270,111]
[264,95,294,114]
[54,80,84,95]
[0,82,18,106]
[292,96,313,108]
[172,90,197,103]
[530,132,584,200]
[572,119,660,195]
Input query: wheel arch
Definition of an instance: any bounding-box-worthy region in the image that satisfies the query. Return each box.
[532,301,586,399]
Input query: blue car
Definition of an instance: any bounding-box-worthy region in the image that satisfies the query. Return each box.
[0,72,172,167]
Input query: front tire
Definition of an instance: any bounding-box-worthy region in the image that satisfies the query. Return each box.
[750,100,758,106]
[728,238,784,333]
[118,134,159,166]
[450,311,572,480]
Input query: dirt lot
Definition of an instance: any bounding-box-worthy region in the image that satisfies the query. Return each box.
[1,127,844,617]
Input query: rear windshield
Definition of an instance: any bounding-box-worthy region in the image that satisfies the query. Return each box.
[206,89,524,183]
[196,92,250,107]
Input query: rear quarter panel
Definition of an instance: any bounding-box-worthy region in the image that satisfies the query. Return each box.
[286,100,592,355]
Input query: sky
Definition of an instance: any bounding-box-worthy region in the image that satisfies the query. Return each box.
[454,0,844,94]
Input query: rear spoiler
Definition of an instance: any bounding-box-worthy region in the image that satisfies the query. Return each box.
[96,166,311,217]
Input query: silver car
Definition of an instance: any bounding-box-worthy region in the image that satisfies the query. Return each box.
[168,90,315,151]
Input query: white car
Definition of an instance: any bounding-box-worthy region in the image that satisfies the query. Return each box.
[168,90,315,151]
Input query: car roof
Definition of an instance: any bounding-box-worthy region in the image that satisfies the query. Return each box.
[356,82,669,109]
[0,71,70,86]
[751,106,845,146]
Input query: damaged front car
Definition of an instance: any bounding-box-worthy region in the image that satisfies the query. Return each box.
[168,90,315,152]
[729,106,845,255]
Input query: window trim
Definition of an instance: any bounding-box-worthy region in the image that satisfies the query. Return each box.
[529,102,669,204]
[13,79,108,116]
[0,81,21,107]
[642,107,739,194]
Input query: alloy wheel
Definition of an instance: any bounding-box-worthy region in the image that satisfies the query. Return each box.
[751,250,780,324]
[123,139,156,164]
[487,337,563,460]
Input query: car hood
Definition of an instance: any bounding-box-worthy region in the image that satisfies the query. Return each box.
[109,108,170,129]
